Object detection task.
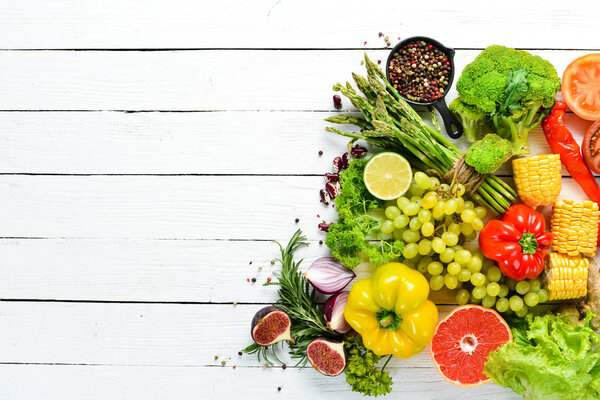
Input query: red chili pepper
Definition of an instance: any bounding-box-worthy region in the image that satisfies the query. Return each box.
[542,101,600,245]
[479,204,553,281]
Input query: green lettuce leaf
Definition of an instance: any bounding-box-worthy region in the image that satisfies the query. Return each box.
[484,313,600,400]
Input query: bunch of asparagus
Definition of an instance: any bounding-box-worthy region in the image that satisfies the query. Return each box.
[325,54,516,214]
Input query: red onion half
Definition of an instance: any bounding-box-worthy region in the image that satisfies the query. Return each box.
[323,292,352,334]
[304,257,355,294]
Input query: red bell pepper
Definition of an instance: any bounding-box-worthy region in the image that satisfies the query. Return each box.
[479,204,553,281]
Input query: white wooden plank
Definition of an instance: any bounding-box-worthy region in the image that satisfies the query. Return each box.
[0,175,592,241]
[0,0,596,50]
[0,50,589,110]
[0,364,520,400]
[0,111,592,175]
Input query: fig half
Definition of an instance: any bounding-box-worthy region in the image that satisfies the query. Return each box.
[307,338,346,376]
[251,306,292,346]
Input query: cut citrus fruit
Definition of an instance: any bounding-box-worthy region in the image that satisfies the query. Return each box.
[430,305,512,388]
[363,152,412,200]
[562,53,600,121]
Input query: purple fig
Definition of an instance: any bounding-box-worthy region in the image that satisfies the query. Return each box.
[306,338,346,376]
[251,306,292,346]
[323,292,352,334]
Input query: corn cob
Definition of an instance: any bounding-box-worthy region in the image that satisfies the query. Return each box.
[512,154,561,208]
[551,199,600,257]
[546,252,589,300]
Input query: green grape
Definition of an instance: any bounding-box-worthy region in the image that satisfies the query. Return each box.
[439,247,454,263]
[464,231,477,241]
[448,223,461,235]
[439,183,450,192]
[460,222,474,236]
[409,217,422,231]
[496,297,509,313]
[463,201,475,210]
[529,278,541,292]
[417,239,432,256]
[410,196,422,205]
[418,209,432,224]
[404,202,420,216]
[421,193,438,210]
[430,275,445,291]
[416,260,427,274]
[430,237,445,254]
[380,220,394,234]
[427,261,444,276]
[472,286,487,299]
[516,280,530,295]
[537,288,549,303]
[481,256,493,273]
[456,184,466,197]
[487,266,502,282]
[403,258,417,269]
[417,257,432,273]
[432,201,445,219]
[498,284,509,298]
[467,255,483,273]
[482,295,496,308]
[455,197,465,213]
[421,222,435,237]
[441,231,459,246]
[516,305,529,318]
[447,262,461,275]
[452,244,464,252]
[402,229,421,243]
[454,249,472,265]
[393,214,410,229]
[393,229,405,241]
[429,177,440,190]
[460,209,476,223]
[471,272,486,287]
[402,243,419,259]
[409,182,426,197]
[397,196,410,210]
[444,274,458,290]
[486,282,501,297]
[444,199,458,215]
[506,278,517,291]
[524,292,539,307]
[474,206,487,219]
[509,295,524,312]
[471,218,484,231]
[385,206,401,220]
[457,268,471,282]
[456,289,470,305]
[414,172,432,190]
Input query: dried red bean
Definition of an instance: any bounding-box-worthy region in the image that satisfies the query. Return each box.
[333,95,342,110]
[341,152,350,169]
[351,145,367,157]
[332,157,342,174]
[324,173,340,182]
[319,189,330,205]
[325,182,339,199]
[318,222,331,232]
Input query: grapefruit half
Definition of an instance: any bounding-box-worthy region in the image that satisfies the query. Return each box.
[429,305,512,387]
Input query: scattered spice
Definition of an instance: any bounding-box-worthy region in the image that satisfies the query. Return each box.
[277,387,282,392]
[263,364,268,369]
[238,351,243,356]
[318,150,323,156]
[258,266,263,270]
[333,95,342,110]
[363,41,367,45]
[384,36,389,41]
[295,218,300,223]
[249,261,252,265]
[251,277,257,283]
[232,365,236,369]
[233,301,238,306]
[386,41,391,47]
[270,259,275,265]
[319,240,323,245]
[246,278,250,283]
[360,60,365,65]
[377,59,382,65]
[214,355,219,360]
[221,361,226,366]
[378,32,383,37]
[388,39,452,103]
[282,364,287,370]
[266,277,272,283]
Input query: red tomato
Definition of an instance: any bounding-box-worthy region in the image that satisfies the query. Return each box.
[562,54,600,121]
[582,119,600,174]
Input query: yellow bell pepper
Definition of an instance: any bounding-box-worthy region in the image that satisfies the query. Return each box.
[344,262,438,359]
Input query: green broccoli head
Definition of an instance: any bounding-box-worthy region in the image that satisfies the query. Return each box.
[465,133,513,174]
[454,45,561,154]
[449,98,489,143]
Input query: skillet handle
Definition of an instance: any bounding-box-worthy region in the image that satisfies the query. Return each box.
[433,99,463,139]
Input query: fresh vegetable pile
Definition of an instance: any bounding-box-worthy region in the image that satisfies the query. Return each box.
[243,40,600,399]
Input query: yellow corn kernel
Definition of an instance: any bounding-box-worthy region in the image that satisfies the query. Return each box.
[551,199,599,257]
[513,154,561,208]
[545,253,589,301]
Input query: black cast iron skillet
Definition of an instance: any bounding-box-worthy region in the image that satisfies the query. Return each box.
[385,36,463,139]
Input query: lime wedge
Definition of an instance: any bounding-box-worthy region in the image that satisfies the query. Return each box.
[363,152,412,200]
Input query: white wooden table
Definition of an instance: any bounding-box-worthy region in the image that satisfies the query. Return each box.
[0,1,599,399]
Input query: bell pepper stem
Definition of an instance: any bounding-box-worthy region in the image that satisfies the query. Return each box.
[376,309,403,331]
[518,232,538,255]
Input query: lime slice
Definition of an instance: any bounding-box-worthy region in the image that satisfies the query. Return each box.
[363,152,412,200]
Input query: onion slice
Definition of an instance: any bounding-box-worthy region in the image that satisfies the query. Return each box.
[304,257,355,294]
[323,292,352,334]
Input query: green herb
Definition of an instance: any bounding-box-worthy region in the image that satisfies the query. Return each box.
[484,313,600,400]
[325,158,404,268]
[325,54,516,214]
[344,335,393,397]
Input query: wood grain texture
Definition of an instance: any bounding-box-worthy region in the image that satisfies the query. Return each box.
[0,111,591,175]
[0,50,588,111]
[0,0,596,50]
[0,364,520,400]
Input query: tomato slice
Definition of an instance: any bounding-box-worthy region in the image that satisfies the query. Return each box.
[562,54,600,121]
[583,119,600,174]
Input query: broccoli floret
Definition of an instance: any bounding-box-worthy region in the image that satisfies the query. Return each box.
[453,45,561,154]
[449,98,489,143]
[465,134,513,174]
